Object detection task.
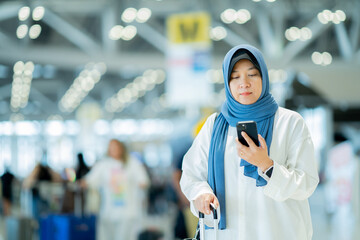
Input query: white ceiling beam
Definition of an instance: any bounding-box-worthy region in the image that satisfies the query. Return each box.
[133,22,168,54]
[334,22,353,60]
[101,6,117,53]
[0,30,17,49]
[272,7,286,56]
[350,10,360,50]
[42,7,102,54]
[29,87,59,113]
[212,21,254,48]
[31,0,108,14]
[0,2,21,22]
[256,10,277,58]
[356,49,360,62]
[0,45,165,72]
[0,84,11,101]
[280,16,332,65]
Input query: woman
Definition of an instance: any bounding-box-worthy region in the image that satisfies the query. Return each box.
[180,44,319,239]
[82,139,150,240]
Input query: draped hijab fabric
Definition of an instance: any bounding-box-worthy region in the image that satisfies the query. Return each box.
[207,45,279,229]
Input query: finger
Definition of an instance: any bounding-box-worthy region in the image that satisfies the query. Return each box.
[235,137,245,147]
[212,196,220,209]
[204,198,211,215]
[241,131,256,148]
[235,138,247,151]
[195,195,205,213]
[235,138,247,158]
[258,134,268,151]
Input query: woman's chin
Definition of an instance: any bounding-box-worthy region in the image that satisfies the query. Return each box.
[237,98,256,105]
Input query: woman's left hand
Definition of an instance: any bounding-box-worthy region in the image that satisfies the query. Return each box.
[235,132,273,172]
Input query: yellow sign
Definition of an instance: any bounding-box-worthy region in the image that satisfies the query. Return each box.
[167,12,210,44]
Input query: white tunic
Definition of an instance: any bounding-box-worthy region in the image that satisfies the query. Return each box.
[180,107,319,240]
[85,156,149,221]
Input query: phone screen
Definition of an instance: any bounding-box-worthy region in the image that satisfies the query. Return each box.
[236,121,259,147]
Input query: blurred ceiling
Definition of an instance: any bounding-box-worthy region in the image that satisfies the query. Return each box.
[0,0,359,121]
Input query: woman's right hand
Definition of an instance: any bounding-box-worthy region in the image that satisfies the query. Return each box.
[194,193,219,215]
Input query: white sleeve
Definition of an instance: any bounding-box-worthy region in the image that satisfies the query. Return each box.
[180,113,217,217]
[263,115,319,201]
[84,160,105,189]
[132,158,150,187]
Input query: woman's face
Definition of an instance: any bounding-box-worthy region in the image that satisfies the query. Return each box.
[108,140,124,161]
[229,59,262,105]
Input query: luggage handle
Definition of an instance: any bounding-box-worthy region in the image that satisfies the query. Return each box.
[196,204,218,240]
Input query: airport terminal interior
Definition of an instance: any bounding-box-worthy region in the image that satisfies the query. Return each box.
[0,0,360,239]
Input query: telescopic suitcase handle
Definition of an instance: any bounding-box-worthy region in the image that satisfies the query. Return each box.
[196,204,218,240]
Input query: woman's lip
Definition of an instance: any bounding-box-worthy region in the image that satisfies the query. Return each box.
[240,92,252,96]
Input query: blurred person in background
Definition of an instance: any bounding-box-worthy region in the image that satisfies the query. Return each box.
[23,159,63,218]
[1,166,16,216]
[81,139,150,240]
[76,152,91,180]
[172,140,193,239]
[180,44,319,239]
[23,162,63,188]
[61,152,91,214]
[171,115,212,239]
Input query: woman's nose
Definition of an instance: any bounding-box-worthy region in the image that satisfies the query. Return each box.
[239,77,250,88]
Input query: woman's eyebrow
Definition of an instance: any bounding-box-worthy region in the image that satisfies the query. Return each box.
[232,66,257,73]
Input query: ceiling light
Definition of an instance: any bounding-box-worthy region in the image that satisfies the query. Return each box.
[269,69,287,83]
[136,8,152,23]
[18,6,30,21]
[317,9,346,24]
[109,25,123,40]
[299,27,312,41]
[16,24,28,39]
[285,26,312,41]
[29,24,42,39]
[59,63,106,112]
[210,26,227,41]
[311,51,332,66]
[32,6,45,21]
[13,61,25,74]
[122,8,137,23]
[95,62,107,75]
[220,9,237,24]
[10,61,33,111]
[122,25,137,41]
[105,68,166,113]
[335,10,346,22]
[322,52,332,65]
[235,9,251,24]
[311,52,322,65]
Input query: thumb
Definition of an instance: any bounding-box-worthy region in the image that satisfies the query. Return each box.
[258,134,268,151]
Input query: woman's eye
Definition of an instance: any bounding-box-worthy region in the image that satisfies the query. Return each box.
[248,74,258,77]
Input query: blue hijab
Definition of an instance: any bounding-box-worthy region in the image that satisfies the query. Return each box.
[207,44,278,229]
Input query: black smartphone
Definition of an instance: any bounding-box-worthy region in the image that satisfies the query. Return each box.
[236,121,260,147]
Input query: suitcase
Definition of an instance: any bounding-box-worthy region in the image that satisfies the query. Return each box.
[5,216,37,240]
[40,214,96,240]
[7,188,38,240]
[184,204,218,240]
[39,183,96,240]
